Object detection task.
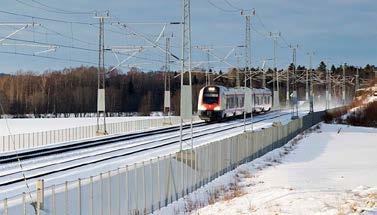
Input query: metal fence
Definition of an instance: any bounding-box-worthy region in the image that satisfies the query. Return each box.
[0,111,325,215]
[0,116,200,153]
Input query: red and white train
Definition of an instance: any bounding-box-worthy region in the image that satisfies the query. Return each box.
[198,85,272,122]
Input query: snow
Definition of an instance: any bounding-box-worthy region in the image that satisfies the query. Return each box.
[0,116,165,136]
[156,123,377,215]
[0,110,308,199]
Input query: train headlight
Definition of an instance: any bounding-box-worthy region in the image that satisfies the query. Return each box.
[208,87,216,92]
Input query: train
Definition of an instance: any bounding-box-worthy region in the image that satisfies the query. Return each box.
[198,85,272,122]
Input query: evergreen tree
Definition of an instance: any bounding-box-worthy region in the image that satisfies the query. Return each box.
[318,61,327,72]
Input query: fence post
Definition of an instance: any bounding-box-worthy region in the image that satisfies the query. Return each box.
[100,173,103,215]
[36,179,44,212]
[157,157,161,210]
[150,159,154,213]
[52,185,56,215]
[207,144,211,183]
[22,192,26,215]
[194,148,198,190]
[185,150,188,194]
[108,171,111,215]
[117,168,121,215]
[142,161,146,215]
[134,163,138,213]
[65,181,68,215]
[217,141,220,178]
[125,165,129,214]
[89,176,93,215]
[3,198,7,215]
[78,178,82,215]
[181,150,184,198]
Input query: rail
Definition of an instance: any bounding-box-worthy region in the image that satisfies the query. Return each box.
[0,110,326,214]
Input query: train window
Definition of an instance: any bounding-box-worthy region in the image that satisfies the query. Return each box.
[203,94,218,104]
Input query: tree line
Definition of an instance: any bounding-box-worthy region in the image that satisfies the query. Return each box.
[0,63,375,116]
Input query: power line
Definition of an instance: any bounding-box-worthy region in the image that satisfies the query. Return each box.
[280,34,290,47]
[250,24,270,39]
[0,10,97,25]
[0,50,98,65]
[207,0,239,13]
[223,0,242,11]
[30,0,94,15]
[15,0,93,15]
[255,13,270,33]
[3,37,98,52]
[39,24,97,46]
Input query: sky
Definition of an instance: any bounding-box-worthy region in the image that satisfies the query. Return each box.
[0,0,376,74]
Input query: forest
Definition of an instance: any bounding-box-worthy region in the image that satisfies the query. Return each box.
[0,63,375,117]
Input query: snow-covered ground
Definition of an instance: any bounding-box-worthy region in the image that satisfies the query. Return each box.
[157,123,377,214]
[0,110,302,198]
[0,116,166,136]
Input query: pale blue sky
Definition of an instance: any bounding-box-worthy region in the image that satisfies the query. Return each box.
[0,0,376,73]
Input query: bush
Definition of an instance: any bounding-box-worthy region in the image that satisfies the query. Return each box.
[346,101,377,127]
[323,107,348,123]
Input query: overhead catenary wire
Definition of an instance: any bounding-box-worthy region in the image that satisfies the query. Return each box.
[207,0,239,13]
[0,10,97,25]
[223,0,242,11]
[15,0,92,15]
[0,50,99,65]
[2,37,98,52]
[39,24,97,46]
[30,0,94,15]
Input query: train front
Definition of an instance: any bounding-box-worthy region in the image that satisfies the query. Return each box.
[198,86,223,121]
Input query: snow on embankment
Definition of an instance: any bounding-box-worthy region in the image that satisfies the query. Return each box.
[156,124,377,215]
[0,116,164,136]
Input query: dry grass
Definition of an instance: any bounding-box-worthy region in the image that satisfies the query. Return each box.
[222,182,246,201]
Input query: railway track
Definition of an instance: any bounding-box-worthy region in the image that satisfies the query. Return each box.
[0,111,290,187]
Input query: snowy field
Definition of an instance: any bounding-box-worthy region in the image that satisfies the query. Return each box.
[157,123,377,214]
[0,116,165,136]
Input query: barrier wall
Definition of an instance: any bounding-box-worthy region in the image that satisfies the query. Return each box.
[0,116,200,153]
[0,111,325,215]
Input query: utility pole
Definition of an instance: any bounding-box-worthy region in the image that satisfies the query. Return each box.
[235,51,243,88]
[325,65,330,110]
[329,67,332,108]
[355,68,359,94]
[179,0,193,151]
[242,9,255,132]
[307,52,315,113]
[269,32,281,110]
[286,69,290,107]
[164,36,171,116]
[342,63,346,105]
[289,44,299,119]
[94,11,110,135]
[206,49,211,86]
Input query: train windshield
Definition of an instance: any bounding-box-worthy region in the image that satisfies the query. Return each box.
[203,87,219,104]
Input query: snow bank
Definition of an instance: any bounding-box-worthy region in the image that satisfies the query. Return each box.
[155,124,377,214]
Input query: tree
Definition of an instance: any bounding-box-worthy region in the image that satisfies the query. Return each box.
[318,61,327,72]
